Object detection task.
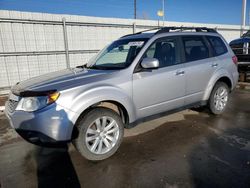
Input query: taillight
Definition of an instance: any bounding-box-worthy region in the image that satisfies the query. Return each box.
[232,56,238,65]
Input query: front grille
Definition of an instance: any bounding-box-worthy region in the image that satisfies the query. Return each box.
[231,44,243,55]
[236,54,250,62]
[6,99,19,113]
[230,43,250,55]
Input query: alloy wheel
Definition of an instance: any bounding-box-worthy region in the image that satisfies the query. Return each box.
[213,86,228,111]
[85,116,119,155]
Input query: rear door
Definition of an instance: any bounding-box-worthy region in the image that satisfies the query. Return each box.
[181,35,220,105]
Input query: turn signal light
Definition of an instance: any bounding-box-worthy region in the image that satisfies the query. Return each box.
[47,92,60,104]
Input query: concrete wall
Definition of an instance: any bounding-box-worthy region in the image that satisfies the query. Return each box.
[0,10,248,93]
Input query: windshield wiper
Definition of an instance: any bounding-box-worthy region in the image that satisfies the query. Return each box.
[85,65,104,70]
[77,64,122,70]
[76,65,85,69]
[76,64,95,70]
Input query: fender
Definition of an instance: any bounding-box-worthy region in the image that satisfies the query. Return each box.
[59,85,137,125]
[202,68,233,101]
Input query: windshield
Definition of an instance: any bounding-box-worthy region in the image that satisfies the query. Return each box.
[86,38,148,70]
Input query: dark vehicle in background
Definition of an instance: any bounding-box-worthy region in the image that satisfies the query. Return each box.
[230,31,250,80]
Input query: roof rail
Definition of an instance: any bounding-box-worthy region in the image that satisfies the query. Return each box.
[120,26,217,39]
[155,27,217,35]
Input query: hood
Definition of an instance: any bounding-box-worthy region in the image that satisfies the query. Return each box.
[11,68,116,96]
[230,37,250,45]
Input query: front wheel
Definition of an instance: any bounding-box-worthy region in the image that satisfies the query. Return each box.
[73,107,124,161]
[208,82,229,115]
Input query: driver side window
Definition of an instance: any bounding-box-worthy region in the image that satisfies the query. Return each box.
[144,38,178,68]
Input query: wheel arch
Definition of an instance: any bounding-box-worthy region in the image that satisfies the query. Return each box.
[71,100,130,140]
[203,72,233,101]
[216,76,232,90]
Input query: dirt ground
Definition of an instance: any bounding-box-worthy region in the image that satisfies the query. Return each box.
[0,89,250,188]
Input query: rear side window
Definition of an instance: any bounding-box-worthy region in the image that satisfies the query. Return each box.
[182,36,209,62]
[206,36,228,56]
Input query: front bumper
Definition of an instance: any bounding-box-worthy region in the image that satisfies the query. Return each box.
[238,61,250,65]
[237,62,250,73]
[15,129,69,147]
[5,102,77,144]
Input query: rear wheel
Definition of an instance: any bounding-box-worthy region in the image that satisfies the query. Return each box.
[73,107,124,161]
[208,82,229,115]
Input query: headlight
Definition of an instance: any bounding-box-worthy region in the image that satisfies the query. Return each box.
[16,92,60,112]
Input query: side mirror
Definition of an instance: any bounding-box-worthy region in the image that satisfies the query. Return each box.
[141,58,159,69]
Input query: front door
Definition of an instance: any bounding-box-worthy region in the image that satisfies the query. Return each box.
[133,37,186,118]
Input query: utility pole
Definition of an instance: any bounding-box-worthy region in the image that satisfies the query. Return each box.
[241,0,247,36]
[249,10,250,29]
[134,0,137,19]
[162,0,165,26]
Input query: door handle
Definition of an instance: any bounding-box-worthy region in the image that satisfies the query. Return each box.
[175,70,185,76]
[211,63,218,67]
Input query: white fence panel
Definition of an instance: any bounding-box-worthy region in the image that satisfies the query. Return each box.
[0,10,247,93]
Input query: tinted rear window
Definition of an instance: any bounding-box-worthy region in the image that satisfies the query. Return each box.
[182,36,209,62]
[206,36,228,56]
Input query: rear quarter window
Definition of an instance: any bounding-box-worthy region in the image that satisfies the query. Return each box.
[206,36,228,56]
[182,36,209,62]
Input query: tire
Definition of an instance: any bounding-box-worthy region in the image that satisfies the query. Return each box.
[208,81,229,115]
[73,107,124,161]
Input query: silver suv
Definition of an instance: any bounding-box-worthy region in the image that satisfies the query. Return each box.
[5,27,239,160]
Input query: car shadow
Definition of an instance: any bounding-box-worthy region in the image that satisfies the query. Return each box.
[34,145,81,188]
[17,107,81,188]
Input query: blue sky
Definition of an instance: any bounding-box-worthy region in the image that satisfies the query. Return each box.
[0,0,248,25]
